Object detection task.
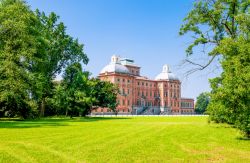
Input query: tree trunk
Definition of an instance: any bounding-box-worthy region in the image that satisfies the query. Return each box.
[66,108,68,117]
[40,98,45,117]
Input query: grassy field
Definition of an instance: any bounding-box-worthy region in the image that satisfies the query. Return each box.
[0,116,250,163]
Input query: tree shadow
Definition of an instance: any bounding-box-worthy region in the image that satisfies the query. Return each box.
[0,117,131,129]
[236,136,250,141]
[0,121,69,128]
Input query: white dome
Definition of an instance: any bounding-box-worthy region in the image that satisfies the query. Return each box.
[100,55,130,74]
[100,63,129,74]
[155,65,178,80]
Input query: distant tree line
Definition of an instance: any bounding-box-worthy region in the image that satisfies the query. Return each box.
[0,0,118,119]
[180,0,250,138]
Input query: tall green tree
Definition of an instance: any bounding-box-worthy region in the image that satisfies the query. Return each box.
[180,0,250,137]
[60,63,90,117]
[0,0,88,118]
[0,0,44,118]
[208,37,250,136]
[195,92,210,114]
[57,64,118,117]
[34,10,88,117]
[88,78,118,114]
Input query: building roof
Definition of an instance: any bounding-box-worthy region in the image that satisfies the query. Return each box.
[100,55,130,74]
[155,64,179,81]
[120,58,140,67]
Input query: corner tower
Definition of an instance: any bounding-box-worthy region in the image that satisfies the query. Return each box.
[155,65,181,114]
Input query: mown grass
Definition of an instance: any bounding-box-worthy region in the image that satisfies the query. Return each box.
[0,116,250,162]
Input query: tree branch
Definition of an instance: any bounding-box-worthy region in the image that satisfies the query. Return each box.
[185,55,216,71]
[181,55,218,77]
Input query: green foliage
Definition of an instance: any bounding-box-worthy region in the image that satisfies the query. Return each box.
[208,37,250,137]
[0,0,42,118]
[180,0,250,137]
[180,0,250,56]
[34,10,88,117]
[53,63,118,117]
[195,92,210,114]
[89,78,119,112]
[0,0,89,118]
[60,63,91,117]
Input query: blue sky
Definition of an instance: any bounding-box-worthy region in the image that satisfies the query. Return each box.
[27,0,221,100]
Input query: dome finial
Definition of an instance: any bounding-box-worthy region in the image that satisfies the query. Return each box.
[162,64,170,73]
[111,55,120,63]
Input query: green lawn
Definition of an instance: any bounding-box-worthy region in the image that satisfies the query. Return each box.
[0,116,250,163]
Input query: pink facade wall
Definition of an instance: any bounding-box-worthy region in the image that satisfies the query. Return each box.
[96,72,190,114]
[95,58,195,114]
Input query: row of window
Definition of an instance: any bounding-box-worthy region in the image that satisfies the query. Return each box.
[181,102,193,108]
[117,78,131,83]
[181,110,193,113]
[137,82,180,89]
[137,82,156,87]
[119,89,180,99]
[131,69,139,75]
[116,78,180,89]
[137,91,159,97]
[162,101,180,107]
[117,99,130,106]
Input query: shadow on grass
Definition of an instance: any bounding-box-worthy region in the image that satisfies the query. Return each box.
[236,136,250,141]
[0,117,131,129]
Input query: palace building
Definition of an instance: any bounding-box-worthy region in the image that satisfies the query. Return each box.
[92,55,194,115]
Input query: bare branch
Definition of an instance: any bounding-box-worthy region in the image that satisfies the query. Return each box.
[184,55,217,71]
[178,55,218,79]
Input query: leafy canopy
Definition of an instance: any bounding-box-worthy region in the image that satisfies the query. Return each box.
[180,0,250,137]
